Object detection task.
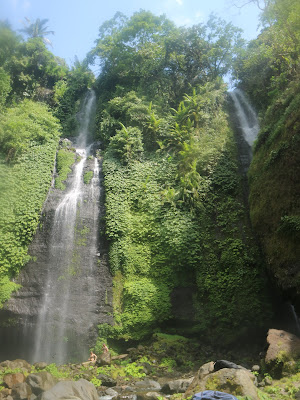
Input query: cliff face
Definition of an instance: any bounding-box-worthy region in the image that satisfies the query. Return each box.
[248,81,300,308]
[0,155,113,363]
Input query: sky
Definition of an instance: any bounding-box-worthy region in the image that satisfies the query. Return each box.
[1,0,262,72]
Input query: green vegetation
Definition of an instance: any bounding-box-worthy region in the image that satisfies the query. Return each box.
[234,0,300,296]
[96,68,271,342]
[55,148,75,190]
[0,20,94,307]
[83,170,94,184]
[0,100,61,306]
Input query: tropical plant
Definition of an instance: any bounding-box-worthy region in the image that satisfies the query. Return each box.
[20,18,54,46]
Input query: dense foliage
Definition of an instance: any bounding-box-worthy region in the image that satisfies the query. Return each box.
[88,10,244,110]
[0,100,61,306]
[94,43,272,341]
[234,0,300,302]
[0,21,92,307]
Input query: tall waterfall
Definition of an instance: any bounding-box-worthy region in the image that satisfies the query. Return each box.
[33,91,99,363]
[0,90,113,364]
[230,89,260,171]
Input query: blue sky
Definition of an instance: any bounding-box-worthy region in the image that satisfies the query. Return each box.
[1,0,262,70]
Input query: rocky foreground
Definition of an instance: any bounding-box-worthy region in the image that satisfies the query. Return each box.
[1,329,300,400]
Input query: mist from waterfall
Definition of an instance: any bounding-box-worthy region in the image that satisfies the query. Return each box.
[230,89,260,147]
[32,90,100,364]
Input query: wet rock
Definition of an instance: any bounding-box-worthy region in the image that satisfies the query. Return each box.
[134,379,161,391]
[97,374,117,387]
[161,378,193,394]
[11,382,32,400]
[117,395,137,400]
[3,373,25,388]
[144,392,166,400]
[105,388,119,397]
[26,371,57,396]
[36,379,98,400]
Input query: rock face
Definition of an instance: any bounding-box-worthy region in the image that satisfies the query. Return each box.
[36,379,98,400]
[0,153,113,363]
[185,362,258,400]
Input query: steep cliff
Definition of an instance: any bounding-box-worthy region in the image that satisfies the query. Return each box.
[248,81,300,307]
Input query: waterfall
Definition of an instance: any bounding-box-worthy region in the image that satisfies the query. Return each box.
[229,89,260,172]
[31,90,101,364]
[0,90,112,364]
[230,89,259,147]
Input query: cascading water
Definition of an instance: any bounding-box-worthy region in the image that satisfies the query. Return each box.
[230,89,260,172]
[230,89,260,147]
[0,90,113,363]
[32,91,99,363]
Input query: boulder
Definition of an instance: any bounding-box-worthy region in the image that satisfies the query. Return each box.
[105,388,119,397]
[185,365,258,400]
[264,329,300,378]
[34,363,48,370]
[214,360,244,371]
[0,360,31,372]
[3,373,25,388]
[134,379,161,391]
[97,374,117,387]
[185,361,214,396]
[144,392,166,400]
[161,378,193,394]
[0,388,12,398]
[36,379,98,400]
[265,329,300,364]
[11,382,32,400]
[26,371,57,396]
[97,352,112,366]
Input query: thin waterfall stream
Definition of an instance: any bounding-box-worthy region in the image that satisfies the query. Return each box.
[0,90,113,363]
[229,89,260,172]
[33,90,101,363]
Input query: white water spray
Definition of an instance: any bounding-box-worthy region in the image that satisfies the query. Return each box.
[32,91,100,364]
[230,89,260,147]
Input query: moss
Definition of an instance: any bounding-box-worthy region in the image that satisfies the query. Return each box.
[83,170,93,184]
[55,148,75,190]
[248,79,300,293]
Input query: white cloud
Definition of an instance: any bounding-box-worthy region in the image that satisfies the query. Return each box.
[175,0,183,5]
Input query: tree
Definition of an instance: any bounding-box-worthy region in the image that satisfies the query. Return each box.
[233,0,300,109]
[20,18,54,46]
